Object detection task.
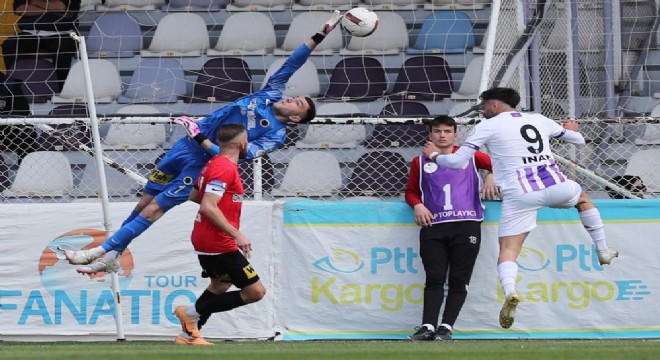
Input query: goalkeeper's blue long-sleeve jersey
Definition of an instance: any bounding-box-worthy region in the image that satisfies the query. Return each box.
[179,43,312,161]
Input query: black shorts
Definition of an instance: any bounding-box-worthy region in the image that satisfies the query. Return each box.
[197,251,260,288]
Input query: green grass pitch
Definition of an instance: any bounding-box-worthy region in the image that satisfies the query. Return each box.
[2,339,660,360]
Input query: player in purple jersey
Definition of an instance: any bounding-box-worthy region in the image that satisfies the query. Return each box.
[405,116,498,341]
[423,88,619,329]
[61,11,343,274]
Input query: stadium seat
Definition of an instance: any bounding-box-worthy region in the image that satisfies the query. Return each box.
[239,155,275,196]
[116,58,187,104]
[226,0,292,12]
[96,0,166,11]
[37,118,92,152]
[340,12,409,56]
[634,105,660,145]
[283,123,301,149]
[2,151,73,198]
[448,101,480,117]
[161,0,228,11]
[390,56,454,101]
[406,11,476,54]
[295,124,367,149]
[188,58,252,103]
[141,13,210,57]
[261,59,319,98]
[450,56,484,100]
[207,12,276,56]
[364,124,427,148]
[363,0,426,10]
[274,12,343,56]
[323,56,388,101]
[81,0,103,11]
[86,13,142,58]
[380,101,430,116]
[342,150,408,197]
[51,59,122,104]
[625,149,660,193]
[103,123,167,150]
[271,151,342,197]
[316,102,364,116]
[70,158,143,198]
[292,0,355,11]
[7,58,58,104]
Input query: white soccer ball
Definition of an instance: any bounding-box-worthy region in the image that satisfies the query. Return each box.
[341,7,379,37]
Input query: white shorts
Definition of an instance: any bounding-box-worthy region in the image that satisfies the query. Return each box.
[498,180,582,237]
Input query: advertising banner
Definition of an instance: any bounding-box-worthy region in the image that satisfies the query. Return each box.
[0,201,277,340]
[278,199,660,340]
[2,199,659,340]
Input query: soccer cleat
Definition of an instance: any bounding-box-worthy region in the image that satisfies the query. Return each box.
[435,325,453,340]
[174,306,200,339]
[76,258,119,275]
[406,325,435,341]
[59,247,100,265]
[174,335,213,346]
[598,248,619,265]
[499,291,521,329]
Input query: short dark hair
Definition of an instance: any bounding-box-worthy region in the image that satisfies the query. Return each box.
[479,87,521,108]
[216,123,246,144]
[300,96,316,124]
[427,115,457,133]
[606,175,646,199]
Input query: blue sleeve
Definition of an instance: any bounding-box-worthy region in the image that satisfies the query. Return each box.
[241,127,286,163]
[261,43,312,95]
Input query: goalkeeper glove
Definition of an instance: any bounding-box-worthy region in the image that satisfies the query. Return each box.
[174,116,206,144]
[312,10,342,44]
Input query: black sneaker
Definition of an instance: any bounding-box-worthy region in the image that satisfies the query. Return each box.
[435,325,453,340]
[407,325,435,341]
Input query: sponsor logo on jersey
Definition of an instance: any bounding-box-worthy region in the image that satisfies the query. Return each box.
[260,119,270,127]
[522,154,553,164]
[423,162,438,173]
[247,98,258,129]
[511,112,522,117]
[148,169,173,185]
[242,264,258,279]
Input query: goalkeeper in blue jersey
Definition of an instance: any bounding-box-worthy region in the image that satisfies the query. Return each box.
[61,11,343,274]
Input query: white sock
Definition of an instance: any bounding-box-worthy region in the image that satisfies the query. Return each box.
[498,261,518,297]
[439,323,452,332]
[89,246,106,257]
[103,250,120,260]
[186,304,200,318]
[421,323,435,332]
[579,208,608,251]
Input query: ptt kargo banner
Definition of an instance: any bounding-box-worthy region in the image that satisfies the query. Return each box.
[278,199,660,340]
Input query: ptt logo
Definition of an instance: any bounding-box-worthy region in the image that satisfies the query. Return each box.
[518,244,613,272]
[313,248,364,273]
[312,247,419,274]
[517,246,551,271]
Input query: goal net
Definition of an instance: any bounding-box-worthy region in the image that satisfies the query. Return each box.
[0,0,659,203]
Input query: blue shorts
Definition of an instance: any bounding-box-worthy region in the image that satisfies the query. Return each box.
[144,140,209,211]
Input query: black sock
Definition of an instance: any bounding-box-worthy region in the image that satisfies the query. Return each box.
[194,289,214,329]
[196,290,246,315]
